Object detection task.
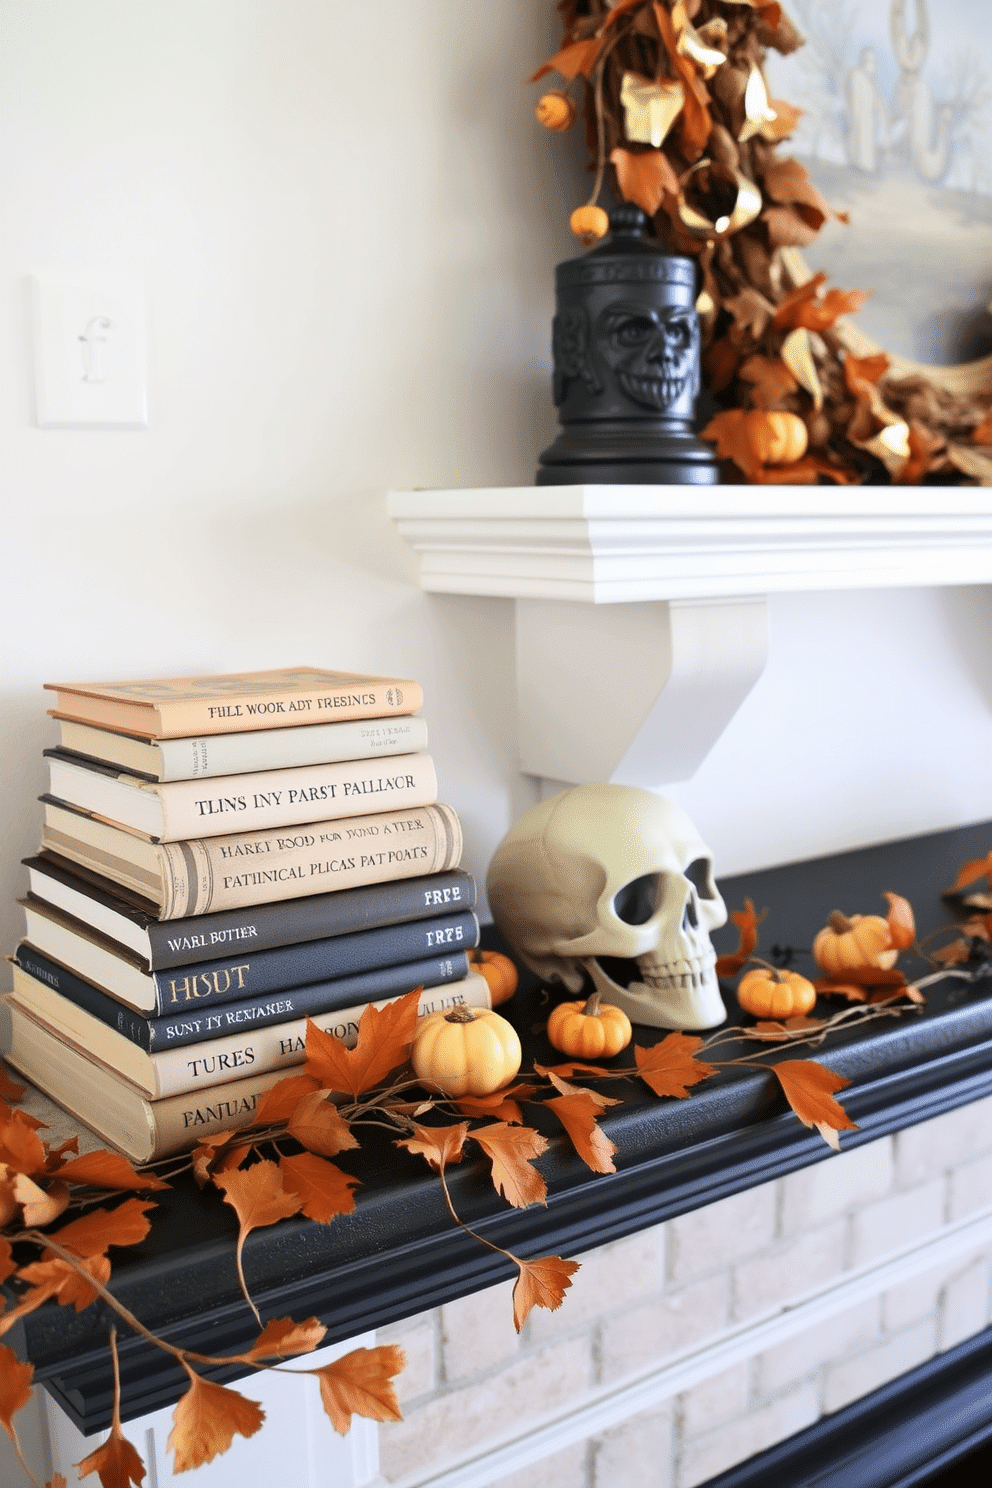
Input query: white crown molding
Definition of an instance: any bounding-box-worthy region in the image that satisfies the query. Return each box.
[387,486,992,787]
[388,485,992,603]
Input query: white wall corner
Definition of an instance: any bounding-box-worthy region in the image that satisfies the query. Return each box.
[516,596,769,789]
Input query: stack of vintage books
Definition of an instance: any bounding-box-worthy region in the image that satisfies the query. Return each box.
[6,666,488,1161]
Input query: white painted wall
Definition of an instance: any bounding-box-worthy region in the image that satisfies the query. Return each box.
[2,0,992,984]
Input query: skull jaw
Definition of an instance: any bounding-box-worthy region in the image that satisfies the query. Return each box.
[584,956,727,1031]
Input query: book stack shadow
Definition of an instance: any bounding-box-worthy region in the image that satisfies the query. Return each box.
[6,666,489,1162]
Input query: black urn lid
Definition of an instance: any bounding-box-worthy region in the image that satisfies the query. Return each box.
[556,204,696,292]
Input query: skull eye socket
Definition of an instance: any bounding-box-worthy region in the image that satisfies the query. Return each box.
[613,874,660,925]
[612,315,656,348]
[685,857,716,899]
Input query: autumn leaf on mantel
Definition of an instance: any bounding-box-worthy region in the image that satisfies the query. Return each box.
[214,1160,302,1300]
[610,147,680,216]
[1,1254,112,1331]
[455,1083,538,1125]
[313,1344,406,1436]
[947,852,992,895]
[241,1315,327,1363]
[277,1151,360,1224]
[512,1255,581,1333]
[471,1122,549,1209]
[0,1105,48,1176]
[53,1150,169,1192]
[883,892,916,950]
[546,1093,617,1174]
[77,1421,146,1488]
[304,990,421,1099]
[396,1122,469,1173]
[634,1032,717,1098]
[771,1060,858,1151]
[286,1091,360,1158]
[48,1477,68,1488]
[249,1072,321,1128]
[167,1373,265,1473]
[715,898,767,976]
[0,1342,33,1444]
[0,1064,25,1102]
[46,1198,158,1258]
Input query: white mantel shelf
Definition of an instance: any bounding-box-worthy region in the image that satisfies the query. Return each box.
[388,485,992,787]
[387,485,992,603]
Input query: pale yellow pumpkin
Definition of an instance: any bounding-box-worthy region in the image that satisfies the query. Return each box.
[411,1006,522,1097]
[813,911,897,975]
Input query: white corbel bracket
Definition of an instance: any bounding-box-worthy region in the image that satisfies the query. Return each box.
[388,484,992,789]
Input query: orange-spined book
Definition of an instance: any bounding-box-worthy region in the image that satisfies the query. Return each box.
[45,666,422,739]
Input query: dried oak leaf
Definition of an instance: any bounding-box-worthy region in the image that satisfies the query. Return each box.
[738,354,798,409]
[610,147,680,215]
[771,1059,858,1150]
[241,1315,327,1362]
[762,98,803,140]
[535,1066,621,1106]
[249,1072,321,1127]
[304,989,421,1099]
[455,1082,537,1124]
[396,1121,469,1172]
[0,1065,24,1103]
[14,1254,112,1314]
[884,891,916,950]
[47,1198,158,1258]
[763,205,821,248]
[546,1093,617,1174]
[0,1342,33,1444]
[77,1423,146,1488]
[471,1122,549,1208]
[947,853,992,894]
[167,1374,264,1473]
[774,272,870,332]
[512,1255,581,1333]
[54,1151,169,1192]
[286,1091,359,1158]
[277,1151,360,1224]
[530,37,603,83]
[634,1032,717,1097]
[715,898,767,976]
[0,1106,47,1176]
[534,1060,615,1080]
[313,1344,405,1436]
[763,156,844,232]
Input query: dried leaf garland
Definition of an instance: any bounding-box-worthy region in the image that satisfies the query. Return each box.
[512,1255,581,1333]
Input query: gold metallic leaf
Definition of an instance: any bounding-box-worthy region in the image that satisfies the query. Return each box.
[620,72,686,149]
[855,420,911,475]
[676,20,727,79]
[677,159,762,239]
[781,328,823,410]
[738,64,778,142]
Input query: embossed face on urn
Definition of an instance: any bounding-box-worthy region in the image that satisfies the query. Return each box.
[596,301,700,412]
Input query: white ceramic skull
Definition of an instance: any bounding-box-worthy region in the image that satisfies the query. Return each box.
[486,784,728,1030]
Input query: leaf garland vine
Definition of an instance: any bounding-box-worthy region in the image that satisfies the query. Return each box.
[532,0,992,485]
[3,862,992,1486]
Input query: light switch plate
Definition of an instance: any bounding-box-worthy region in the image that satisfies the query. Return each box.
[30,277,148,428]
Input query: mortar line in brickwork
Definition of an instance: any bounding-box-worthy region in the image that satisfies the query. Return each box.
[384,1205,992,1488]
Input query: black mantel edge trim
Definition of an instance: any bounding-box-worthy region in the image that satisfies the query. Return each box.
[697,1323,992,1488]
[25,1045,992,1434]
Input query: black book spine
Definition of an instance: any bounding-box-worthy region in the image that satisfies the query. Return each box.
[151,911,479,1012]
[15,946,153,1050]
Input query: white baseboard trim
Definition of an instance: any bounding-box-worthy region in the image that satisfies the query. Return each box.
[385,1206,992,1488]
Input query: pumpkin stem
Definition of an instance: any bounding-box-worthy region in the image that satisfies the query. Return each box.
[582,991,603,1017]
[444,1006,479,1024]
[828,911,853,934]
[748,957,785,982]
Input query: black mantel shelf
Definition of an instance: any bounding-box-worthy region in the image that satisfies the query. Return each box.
[9,819,992,1434]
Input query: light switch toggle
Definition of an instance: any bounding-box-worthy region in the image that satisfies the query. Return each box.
[30,278,148,427]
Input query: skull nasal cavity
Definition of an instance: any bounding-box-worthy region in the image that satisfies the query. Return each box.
[685,858,715,899]
[613,874,660,925]
[683,895,699,931]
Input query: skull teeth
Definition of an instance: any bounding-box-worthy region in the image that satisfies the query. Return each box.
[616,371,688,410]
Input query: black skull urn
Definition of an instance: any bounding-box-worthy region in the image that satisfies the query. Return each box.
[537,205,719,486]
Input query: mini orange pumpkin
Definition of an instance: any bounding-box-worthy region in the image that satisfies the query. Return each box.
[570,204,610,246]
[736,966,817,1019]
[411,1006,522,1097]
[813,911,897,976]
[763,410,808,465]
[546,992,633,1059]
[536,92,577,131]
[468,948,518,1007]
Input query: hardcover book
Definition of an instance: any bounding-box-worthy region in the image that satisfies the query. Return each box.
[39,798,463,917]
[54,713,430,782]
[44,666,422,739]
[23,853,477,968]
[6,969,491,1099]
[44,748,439,841]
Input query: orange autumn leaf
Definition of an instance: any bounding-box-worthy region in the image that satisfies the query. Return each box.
[932,937,971,966]
[55,1151,169,1192]
[0,1342,33,1443]
[0,1106,48,1176]
[512,1255,581,1333]
[77,1424,146,1488]
[895,423,944,485]
[738,355,798,409]
[455,1082,537,1124]
[763,156,841,232]
[286,1092,360,1158]
[752,455,858,486]
[304,990,421,1098]
[601,0,651,29]
[948,853,992,892]
[49,1478,68,1488]
[816,965,907,989]
[703,336,742,394]
[771,1060,858,1150]
[11,1174,69,1229]
[715,899,767,976]
[15,1254,112,1313]
[534,1061,615,1081]
[471,1122,549,1208]
[635,1032,717,1098]
[774,272,870,332]
[530,37,603,83]
[241,1315,327,1362]
[396,1121,469,1173]
[813,979,867,1003]
[701,409,770,481]
[277,1151,360,1224]
[0,1174,17,1230]
[654,1,712,157]
[0,1065,24,1103]
[883,891,916,950]
[762,98,803,140]
[610,147,680,216]
[971,409,992,444]
[546,1093,617,1174]
[167,1373,264,1473]
[0,1237,16,1288]
[215,1160,302,1240]
[48,1198,158,1258]
[249,1072,321,1127]
[843,352,890,394]
[536,1067,620,1107]
[314,1344,405,1436]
